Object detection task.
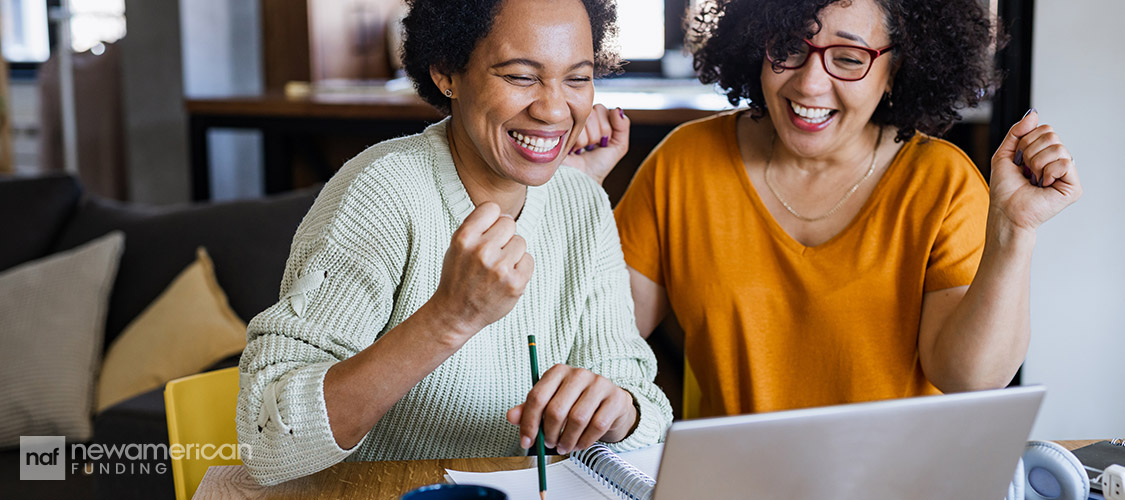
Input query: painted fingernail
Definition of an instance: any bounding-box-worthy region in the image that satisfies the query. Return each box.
[599,136,609,148]
[1014,150,1024,166]
[1022,108,1036,119]
[618,107,625,119]
[1021,165,1031,178]
[575,148,584,155]
[585,144,597,151]
[1030,173,1038,186]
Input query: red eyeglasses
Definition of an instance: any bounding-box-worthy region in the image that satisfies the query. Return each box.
[766,39,895,82]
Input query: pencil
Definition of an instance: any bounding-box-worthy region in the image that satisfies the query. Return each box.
[527,335,547,500]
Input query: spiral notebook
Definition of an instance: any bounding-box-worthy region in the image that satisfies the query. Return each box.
[1075,439,1125,492]
[446,443,662,500]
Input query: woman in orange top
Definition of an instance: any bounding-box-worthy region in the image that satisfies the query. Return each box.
[571,0,1083,417]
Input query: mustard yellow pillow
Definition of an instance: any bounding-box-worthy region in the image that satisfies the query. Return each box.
[96,247,247,412]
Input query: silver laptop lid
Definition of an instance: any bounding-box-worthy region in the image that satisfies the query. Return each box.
[653,386,1045,500]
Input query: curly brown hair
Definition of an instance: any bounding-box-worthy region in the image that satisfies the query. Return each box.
[690,0,1005,143]
[402,0,621,115]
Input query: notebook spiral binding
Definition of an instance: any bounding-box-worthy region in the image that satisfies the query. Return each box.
[570,444,656,500]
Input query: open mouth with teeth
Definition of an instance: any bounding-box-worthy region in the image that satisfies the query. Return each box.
[507,130,565,163]
[788,99,838,129]
[509,131,561,153]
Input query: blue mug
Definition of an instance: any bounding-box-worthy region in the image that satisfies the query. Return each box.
[400,483,507,500]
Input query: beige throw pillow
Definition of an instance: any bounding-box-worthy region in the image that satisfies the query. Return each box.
[96,247,247,412]
[0,231,125,449]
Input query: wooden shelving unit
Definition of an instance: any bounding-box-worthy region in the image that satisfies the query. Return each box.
[260,0,400,92]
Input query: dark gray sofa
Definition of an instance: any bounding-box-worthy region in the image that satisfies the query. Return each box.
[0,174,319,499]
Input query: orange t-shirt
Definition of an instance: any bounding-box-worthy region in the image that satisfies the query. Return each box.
[615,112,989,417]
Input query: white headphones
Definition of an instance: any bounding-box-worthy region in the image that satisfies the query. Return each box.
[1005,440,1090,500]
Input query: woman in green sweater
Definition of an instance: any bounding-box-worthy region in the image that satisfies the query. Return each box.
[236,0,671,486]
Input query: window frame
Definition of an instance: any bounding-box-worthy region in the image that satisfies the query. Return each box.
[3,0,63,78]
[615,0,690,77]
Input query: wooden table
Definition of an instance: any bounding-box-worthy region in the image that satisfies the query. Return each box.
[193,440,1101,499]
[184,78,734,200]
[194,455,567,500]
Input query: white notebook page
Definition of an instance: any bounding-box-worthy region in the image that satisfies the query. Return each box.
[446,444,663,500]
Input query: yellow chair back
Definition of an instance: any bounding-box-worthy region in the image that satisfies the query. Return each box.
[164,366,242,500]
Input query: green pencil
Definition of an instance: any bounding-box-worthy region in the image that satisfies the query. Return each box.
[527,335,547,500]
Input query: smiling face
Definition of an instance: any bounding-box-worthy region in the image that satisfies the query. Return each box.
[436,0,595,190]
[760,0,895,160]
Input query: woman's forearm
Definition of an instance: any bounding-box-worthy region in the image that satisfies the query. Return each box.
[922,207,1037,392]
[628,267,669,339]
[323,300,470,449]
[924,108,1083,392]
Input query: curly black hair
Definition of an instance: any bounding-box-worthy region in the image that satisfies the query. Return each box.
[402,0,620,115]
[690,0,1005,143]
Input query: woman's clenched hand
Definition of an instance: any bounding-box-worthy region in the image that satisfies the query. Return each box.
[427,202,534,346]
[566,104,631,186]
[989,109,1082,233]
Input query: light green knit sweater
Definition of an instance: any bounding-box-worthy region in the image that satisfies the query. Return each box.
[236,119,673,485]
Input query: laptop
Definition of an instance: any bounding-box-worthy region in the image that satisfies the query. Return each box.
[652,385,1045,499]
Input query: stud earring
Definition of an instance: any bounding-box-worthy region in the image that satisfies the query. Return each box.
[444,89,453,98]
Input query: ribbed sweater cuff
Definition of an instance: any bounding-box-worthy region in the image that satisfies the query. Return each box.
[604,388,667,452]
[245,361,361,485]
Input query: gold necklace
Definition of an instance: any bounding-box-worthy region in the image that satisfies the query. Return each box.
[763,131,882,223]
